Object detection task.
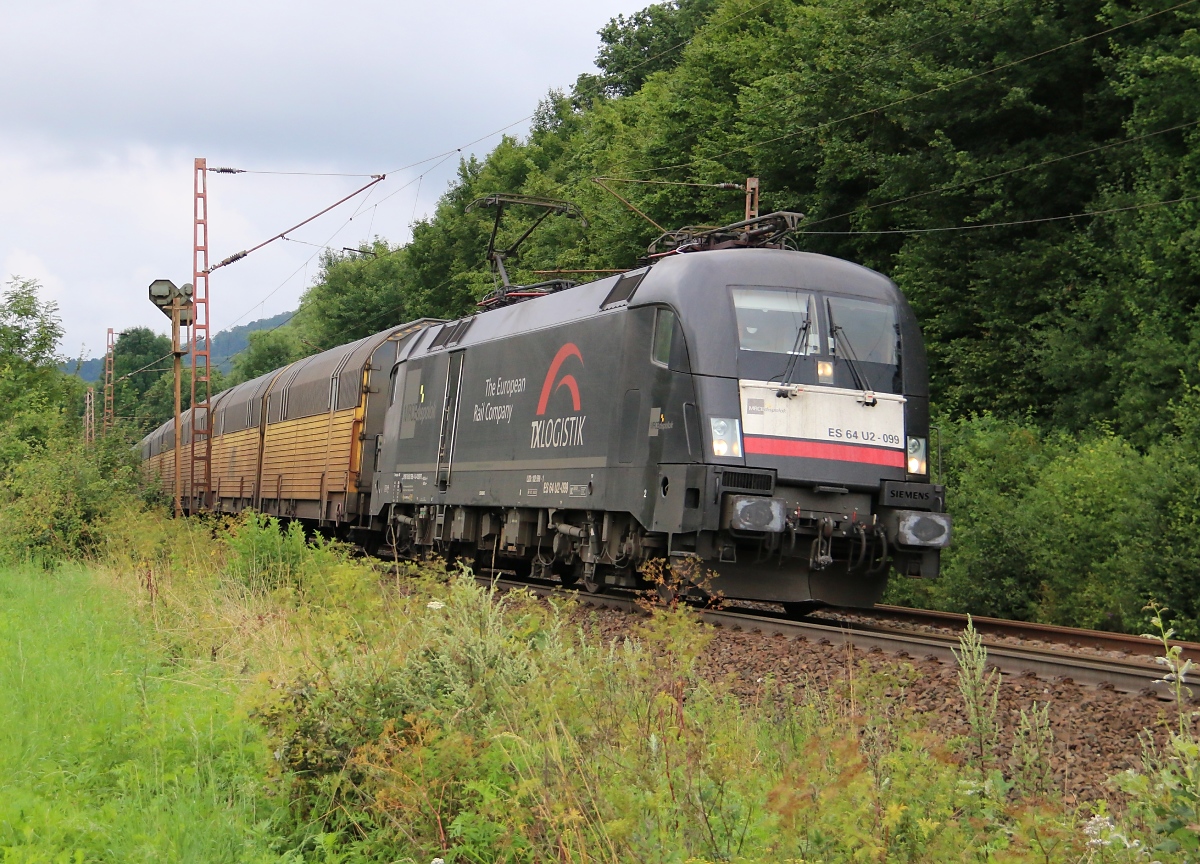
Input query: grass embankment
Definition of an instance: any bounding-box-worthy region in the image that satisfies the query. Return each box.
[5,507,1200,862]
[0,565,281,863]
[96,511,1193,862]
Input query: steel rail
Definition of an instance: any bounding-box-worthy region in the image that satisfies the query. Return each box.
[863,604,1200,665]
[476,576,1180,702]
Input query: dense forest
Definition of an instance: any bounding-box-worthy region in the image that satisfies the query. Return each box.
[19,0,1200,632]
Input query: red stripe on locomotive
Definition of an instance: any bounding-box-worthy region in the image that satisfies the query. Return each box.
[743,436,906,467]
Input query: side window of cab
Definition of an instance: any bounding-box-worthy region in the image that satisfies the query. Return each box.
[651,307,690,371]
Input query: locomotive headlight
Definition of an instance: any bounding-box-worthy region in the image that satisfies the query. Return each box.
[710,418,742,458]
[817,360,834,383]
[906,436,928,475]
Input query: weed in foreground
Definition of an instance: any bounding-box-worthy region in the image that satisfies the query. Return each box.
[955,614,1001,769]
[1110,603,1200,859]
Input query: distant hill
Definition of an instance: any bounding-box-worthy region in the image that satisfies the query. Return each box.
[62,356,105,382]
[208,310,294,373]
[62,310,295,382]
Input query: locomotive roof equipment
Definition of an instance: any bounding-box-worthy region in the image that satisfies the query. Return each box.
[646,211,806,257]
[465,193,586,309]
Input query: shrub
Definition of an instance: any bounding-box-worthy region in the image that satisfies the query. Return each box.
[224,511,312,592]
[886,414,1200,638]
[0,429,143,566]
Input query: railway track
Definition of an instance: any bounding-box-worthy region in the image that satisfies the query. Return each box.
[477,575,1187,702]
[864,604,1200,666]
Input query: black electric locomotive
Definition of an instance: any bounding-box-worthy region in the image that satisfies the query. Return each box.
[366,221,950,609]
[141,209,950,610]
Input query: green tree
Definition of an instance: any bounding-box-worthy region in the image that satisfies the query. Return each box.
[111,326,172,431]
[229,327,307,384]
[0,277,68,419]
[0,277,78,474]
[295,241,414,351]
[575,0,721,100]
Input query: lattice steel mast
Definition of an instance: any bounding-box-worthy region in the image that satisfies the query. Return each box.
[103,328,115,433]
[84,386,95,443]
[190,158,212,509]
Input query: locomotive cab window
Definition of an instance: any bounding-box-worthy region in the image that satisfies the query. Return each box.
[652,308,675,367]
[732,287,819,355]
[825,296,898,365]
[650,307,690,371]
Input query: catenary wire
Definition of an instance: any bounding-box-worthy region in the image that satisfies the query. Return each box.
[796,192,1200,235]
[208,175,385,273]
[221,215,360,331]
[227,193,1200,367]
[221,169,429,331]
[114,351,176,383]
[383,115,537,175]
[594,177,743,189]
[801,117,1200,229]
[209,168,382,177]
[216,111,545,330]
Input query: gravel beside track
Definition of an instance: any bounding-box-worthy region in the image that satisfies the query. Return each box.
[582,603,1173,804]
[480,577,1178,803]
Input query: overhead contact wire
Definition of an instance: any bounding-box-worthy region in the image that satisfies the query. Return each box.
[115,351,177,382]
[798,192,1200,235]
[801,117,1200,229]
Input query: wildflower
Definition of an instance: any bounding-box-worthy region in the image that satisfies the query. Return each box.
[426,600,445,610]
[1083,814,1143,852]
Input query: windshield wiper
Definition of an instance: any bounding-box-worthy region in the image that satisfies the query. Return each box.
[827,300,877,405]
[777,295,816,393]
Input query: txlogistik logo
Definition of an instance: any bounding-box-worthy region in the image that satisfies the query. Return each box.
[530,343,586,449]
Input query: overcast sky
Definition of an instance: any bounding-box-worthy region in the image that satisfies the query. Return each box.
[0,0,637,359]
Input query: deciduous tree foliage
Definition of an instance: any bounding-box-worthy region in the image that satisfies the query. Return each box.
[285,0,1198,442]
[111,327,171,430]
[0,278,79,473]
[213,0,1200,630]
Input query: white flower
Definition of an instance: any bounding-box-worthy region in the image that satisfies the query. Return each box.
[1084,815,1115,848]
[426,600,445,610]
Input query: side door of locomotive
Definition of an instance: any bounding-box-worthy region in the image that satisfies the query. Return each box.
[382,352,449,506]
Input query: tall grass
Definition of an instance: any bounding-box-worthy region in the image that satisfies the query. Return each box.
[250,572,1096,863]
[10,499,1196,862]
[0,565,284,863]
[90,508,1197,862]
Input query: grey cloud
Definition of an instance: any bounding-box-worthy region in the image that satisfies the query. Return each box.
[0,0,643,356]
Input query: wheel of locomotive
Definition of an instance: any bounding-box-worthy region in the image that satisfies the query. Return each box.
[581,563,605,594]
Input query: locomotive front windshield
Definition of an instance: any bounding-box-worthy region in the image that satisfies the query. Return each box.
[732,288,819,355]
[732,286,900,392]
[825,296,898,366]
